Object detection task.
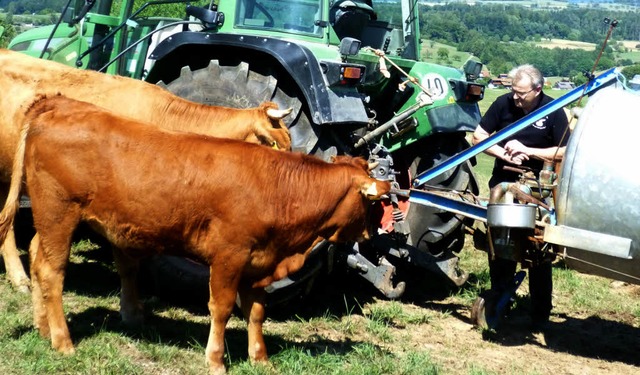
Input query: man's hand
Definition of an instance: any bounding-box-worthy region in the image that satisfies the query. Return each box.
[504,140,530,165]
[505,140,529,155]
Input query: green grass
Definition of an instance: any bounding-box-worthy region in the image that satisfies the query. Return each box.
[616,49,640,64]
[1,230,638,374]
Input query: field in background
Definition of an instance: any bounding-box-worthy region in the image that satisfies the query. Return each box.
[421,38,640,69]
[536,38,640,64]
[536,38,596,50]
[476,0,640,11]
[421,41,473,68]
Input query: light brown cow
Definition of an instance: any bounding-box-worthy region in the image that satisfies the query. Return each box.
[0,96,388,374]
[0,49,291,292]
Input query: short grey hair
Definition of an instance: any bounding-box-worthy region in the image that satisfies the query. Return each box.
[508,64,544,89]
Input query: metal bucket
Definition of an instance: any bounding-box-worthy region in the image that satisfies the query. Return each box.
[554,86,640,284]
[487,203,536,229]
[487,203,536,262]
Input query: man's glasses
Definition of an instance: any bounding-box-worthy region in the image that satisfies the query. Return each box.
[511,87,534,99]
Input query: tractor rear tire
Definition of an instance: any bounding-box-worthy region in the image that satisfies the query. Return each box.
[405,133,476,258]
[157,60,333,158]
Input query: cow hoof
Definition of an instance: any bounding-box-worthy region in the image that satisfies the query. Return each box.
[14,279,31,294]
[120,310,145,327]
[208,364,226,375]
[35,325,51,339]
[54,342,76,355]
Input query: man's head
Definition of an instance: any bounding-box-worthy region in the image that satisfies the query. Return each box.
[508,64,544,112]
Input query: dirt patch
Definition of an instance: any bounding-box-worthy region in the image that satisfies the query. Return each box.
[398,302,640,374]
[620,40,640,50]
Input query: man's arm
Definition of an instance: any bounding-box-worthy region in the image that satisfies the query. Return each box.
[504,140,565,161]
[472,125,528,165]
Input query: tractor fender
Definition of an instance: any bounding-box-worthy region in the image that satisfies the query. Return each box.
[146,31,368,126]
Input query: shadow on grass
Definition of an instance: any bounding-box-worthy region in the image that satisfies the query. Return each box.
[465,282,640,368]
[539,313,639,366]
[37,303,375,364]
[479,310,640,366]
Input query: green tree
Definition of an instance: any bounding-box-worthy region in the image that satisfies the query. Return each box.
[111,0,209,19]
[572,73,588,86]
[621,64,640,81]
[437,47,449,61]
[0,19,16,48]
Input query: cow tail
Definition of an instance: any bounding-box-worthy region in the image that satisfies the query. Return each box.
[0,121,29,244]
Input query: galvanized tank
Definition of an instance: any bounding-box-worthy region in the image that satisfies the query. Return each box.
[555,86,640,284]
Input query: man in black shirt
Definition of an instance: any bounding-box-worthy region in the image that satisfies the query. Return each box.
[472,64,570,329]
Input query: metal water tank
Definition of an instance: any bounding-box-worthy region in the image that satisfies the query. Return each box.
[553,86,640,284]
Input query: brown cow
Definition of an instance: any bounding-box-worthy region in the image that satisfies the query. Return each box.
[0,96,389,374]
[0,48,291,292]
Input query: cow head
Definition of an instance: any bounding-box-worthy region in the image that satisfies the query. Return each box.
[323,156,391,243]
[259,102,292,150]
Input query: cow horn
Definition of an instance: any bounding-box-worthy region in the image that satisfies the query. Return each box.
[266,107,293,120]
[368,161,379,171]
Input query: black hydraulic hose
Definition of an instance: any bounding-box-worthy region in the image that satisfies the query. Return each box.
[70,0,97,26]
[39,0,74,59]
[97,20,203,73]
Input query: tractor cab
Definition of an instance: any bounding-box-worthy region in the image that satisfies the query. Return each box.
[329,0,376,41]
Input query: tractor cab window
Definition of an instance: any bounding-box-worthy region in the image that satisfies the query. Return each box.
[350,0,417,58]
[235,0,323,36]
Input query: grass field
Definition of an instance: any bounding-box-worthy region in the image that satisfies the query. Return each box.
[535,38,640,64]
[420,41,473,69]
[0,232,637,374]
[422,38,640,68]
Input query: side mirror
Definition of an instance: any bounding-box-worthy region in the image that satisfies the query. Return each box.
[186,5,225,29]
[61,7,75,24]
[463,59,483,81]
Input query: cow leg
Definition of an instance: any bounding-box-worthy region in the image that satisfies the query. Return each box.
[29,233,50,338]
[1,226,31,293]
[205,263,242,375]
[0,187,30,293]
[33,233,74,354]
[30,197,78,355]
[112,247,144,325]
[237,283,268,363]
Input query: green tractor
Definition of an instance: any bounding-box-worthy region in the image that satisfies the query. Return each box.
[11,0,485,302]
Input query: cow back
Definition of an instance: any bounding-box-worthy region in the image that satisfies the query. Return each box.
[0,49,290,185]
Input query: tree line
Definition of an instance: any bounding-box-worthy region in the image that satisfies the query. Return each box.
[406,3,639,80]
